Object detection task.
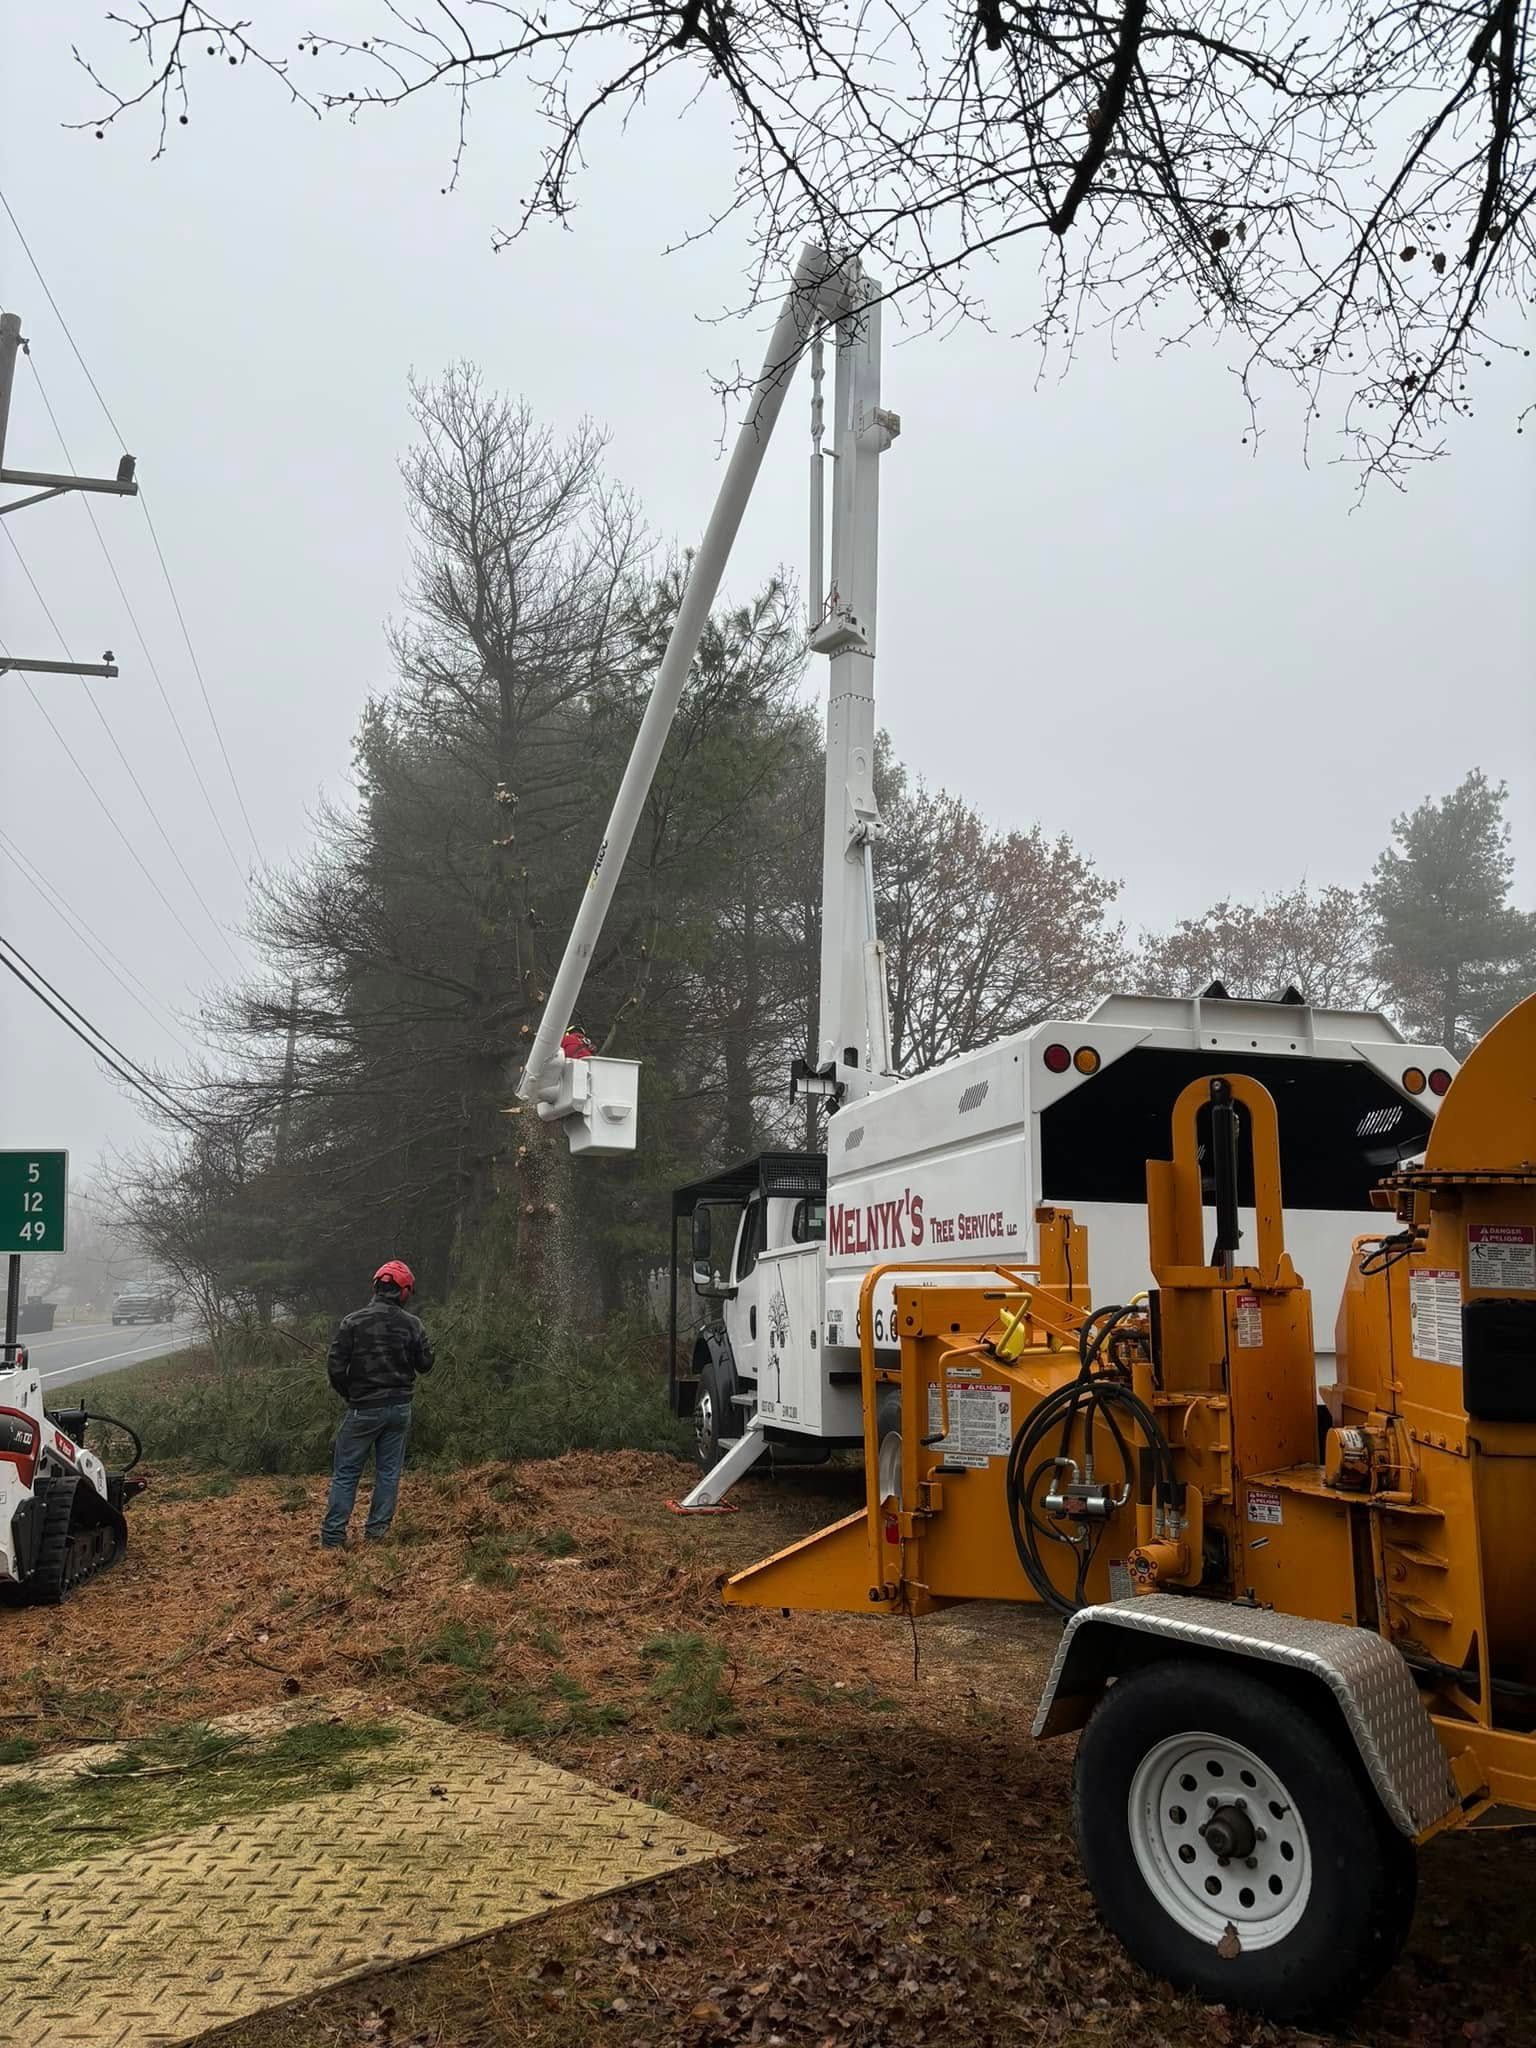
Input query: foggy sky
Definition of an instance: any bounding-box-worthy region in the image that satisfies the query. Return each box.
[2,5,1532,1185]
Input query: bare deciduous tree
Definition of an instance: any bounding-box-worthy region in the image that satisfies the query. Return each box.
[78,1,1533,472]
[878,769,1127,1069]
[1134,882,1382,1007]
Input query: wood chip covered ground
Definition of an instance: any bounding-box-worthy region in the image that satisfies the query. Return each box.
[2,1450,1532,2048]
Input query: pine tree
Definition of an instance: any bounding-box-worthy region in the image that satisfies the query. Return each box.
[1368,771,1536,1054]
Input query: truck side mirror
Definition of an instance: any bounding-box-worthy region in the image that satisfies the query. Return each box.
[690,1207,715,1293]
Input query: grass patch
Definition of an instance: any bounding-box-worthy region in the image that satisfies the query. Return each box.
[418,1621,499,1673]
[464,1528,576,1587]
[641,1633,739,1736]
[466,1535,523,1589]
[68,1347,212,1413]
[21,1682,126,1740]
[548,1672,629,1735]
[448,1671,627,1743]
[449,1682,549,1741]
[0,1737,38,1765]
[153,1468,239,1502]
[797,1678,898,1714]
[0,1718,405,1877]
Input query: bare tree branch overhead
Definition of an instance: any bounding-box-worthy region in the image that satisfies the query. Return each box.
[77,0,1533,473]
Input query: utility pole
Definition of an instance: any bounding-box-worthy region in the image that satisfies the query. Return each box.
[0,308,138,680]
[0,313,20,470]
[0,310,138,1359]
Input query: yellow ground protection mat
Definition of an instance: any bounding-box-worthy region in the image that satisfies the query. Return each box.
[0,1700,732,2048]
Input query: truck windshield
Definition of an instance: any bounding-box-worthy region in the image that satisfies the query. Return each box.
[1039,1047,1433,1212]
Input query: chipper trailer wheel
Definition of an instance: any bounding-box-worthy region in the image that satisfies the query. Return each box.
[1073,1659,1416,2024]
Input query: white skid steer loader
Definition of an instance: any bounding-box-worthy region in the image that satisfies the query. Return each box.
[0,1342,145,1604]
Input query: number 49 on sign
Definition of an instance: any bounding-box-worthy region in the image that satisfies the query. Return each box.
[0,1152,68,1254]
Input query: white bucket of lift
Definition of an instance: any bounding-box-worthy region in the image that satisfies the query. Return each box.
[537,1055,639,1156]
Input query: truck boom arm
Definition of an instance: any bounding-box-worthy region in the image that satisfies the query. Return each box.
[518,244,845,1109]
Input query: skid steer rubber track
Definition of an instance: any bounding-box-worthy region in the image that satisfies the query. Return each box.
[30,1475,127,1605]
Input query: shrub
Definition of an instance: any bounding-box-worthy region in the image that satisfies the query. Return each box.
[79,1303,690,1478]
[641,1632,740,1736]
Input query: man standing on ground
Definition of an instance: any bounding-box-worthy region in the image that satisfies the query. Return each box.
[320,1260,434,1548]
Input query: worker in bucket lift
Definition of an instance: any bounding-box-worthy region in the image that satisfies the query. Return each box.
[320,1260,435,1549]
[561,1023,596,1060]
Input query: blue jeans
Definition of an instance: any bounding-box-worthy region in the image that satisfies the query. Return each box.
[321,1402,413,1544]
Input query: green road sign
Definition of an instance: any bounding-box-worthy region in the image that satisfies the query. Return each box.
[0,1152,67,1254]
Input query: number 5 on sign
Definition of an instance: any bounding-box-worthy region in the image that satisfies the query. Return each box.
[0,1153,67,1255]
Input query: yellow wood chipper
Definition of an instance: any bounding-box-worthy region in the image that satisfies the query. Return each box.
[725,990,1536,2022]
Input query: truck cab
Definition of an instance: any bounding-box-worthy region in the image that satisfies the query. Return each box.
[668,1153,828,1469]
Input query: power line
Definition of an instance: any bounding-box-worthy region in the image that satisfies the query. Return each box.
[0,628,225,977]
[140,498,263,864]
[0,189,125,442]
[22,350,250,888]
[0,183,264,864]
[0,825,197,1060]
[2,526,242,969]
[0,931,183,1110]
[0,934,203,1137]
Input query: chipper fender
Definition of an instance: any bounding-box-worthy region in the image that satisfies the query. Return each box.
[1032,1592,1458,1836]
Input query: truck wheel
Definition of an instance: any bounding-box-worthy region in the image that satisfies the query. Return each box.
[1073,1658,1416,2023]
[694,1357,736,1472]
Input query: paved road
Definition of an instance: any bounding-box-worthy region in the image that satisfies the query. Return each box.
[15,1318,201,1394]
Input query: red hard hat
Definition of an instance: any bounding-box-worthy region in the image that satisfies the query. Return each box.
[373,1259,416,1297]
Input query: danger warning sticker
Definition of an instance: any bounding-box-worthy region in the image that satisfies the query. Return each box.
[1235,1291,1263,1349]
[1246,1487,1283,1526]
[1467,1225,1536,1292]
[1409,1268,1463,1367]
[926,1379,1013,1463]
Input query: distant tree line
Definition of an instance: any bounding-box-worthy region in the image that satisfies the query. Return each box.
[1136,770,1536,1048]
[103,375,1534,1331]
